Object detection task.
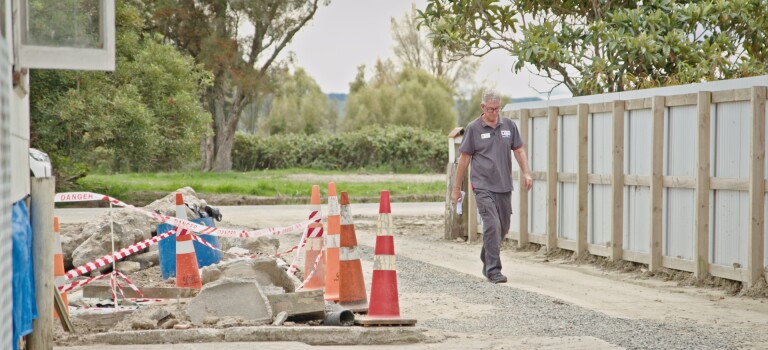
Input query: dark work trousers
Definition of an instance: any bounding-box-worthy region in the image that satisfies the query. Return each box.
[475,189,512,276]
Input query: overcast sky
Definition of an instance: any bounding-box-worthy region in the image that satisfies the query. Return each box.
[282,0,572,99]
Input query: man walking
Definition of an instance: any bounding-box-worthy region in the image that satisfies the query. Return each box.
[451,90,533,283]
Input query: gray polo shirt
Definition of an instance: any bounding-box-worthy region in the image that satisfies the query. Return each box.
[459,115,524,193]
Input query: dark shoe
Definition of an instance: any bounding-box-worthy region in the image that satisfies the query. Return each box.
[488,273,508,284]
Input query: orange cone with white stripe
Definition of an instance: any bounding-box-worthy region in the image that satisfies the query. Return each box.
[338,192,368,313]
[175,192,202,289]
[302,185,325,290]
[53,216,68,318]
[324,182,341,301]
[356,190,416,326]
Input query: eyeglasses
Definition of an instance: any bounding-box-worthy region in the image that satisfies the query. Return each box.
[484,106,501,113]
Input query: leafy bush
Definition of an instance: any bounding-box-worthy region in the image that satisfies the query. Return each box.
[233,125,448,173]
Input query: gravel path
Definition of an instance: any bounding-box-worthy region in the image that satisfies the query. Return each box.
[357,245,755,350]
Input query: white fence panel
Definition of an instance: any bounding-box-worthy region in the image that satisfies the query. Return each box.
[559,114,578,240]
[664,105,696,260]
[530,116,548,235]
[589,112,612,245]
[624,109,652,252]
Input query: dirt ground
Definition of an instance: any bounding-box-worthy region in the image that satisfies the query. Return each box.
[54,203,768,348]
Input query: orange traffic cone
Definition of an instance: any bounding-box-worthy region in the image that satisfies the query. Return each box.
[356,190,416,326]
[175,192,202,289]
[324,182,341,302]
[53,216,68,318]
[338,192,368,313]
[302,185,326,290]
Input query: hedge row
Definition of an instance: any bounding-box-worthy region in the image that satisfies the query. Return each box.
[233,125,448,172]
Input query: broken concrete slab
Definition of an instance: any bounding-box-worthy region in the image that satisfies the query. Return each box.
[81,326,430,346]
[218,236,279,257]
[187,278,272,325]
[83,285,199,299]
[116,261,142,275]
[71,210,156,270]
[199,257,299,292]
[266,290,325,321]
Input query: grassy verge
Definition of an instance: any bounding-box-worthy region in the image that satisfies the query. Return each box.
[75,169,446,205]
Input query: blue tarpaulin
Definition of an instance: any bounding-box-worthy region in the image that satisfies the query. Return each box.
[12,200,37,350]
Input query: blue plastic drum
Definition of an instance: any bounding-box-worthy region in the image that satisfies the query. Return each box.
[157,217,222,279]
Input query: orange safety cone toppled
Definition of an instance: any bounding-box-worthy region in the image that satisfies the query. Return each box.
[356,190,416,326]
[324,182,341,301]
[337,192,368,313]
[53,217,68,318]
[302,185,326,290]
[175,192,202,289]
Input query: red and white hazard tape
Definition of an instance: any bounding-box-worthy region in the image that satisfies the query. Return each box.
[58,273,110,294]
[64,228,176,280]
[297,249,324,290]
[55,191,319,239]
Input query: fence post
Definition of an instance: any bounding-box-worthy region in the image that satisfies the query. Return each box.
[695,92,711,278]
[611,101,625,261]
[576,104,589,257]
[28,177,55,350]
[650,96,665,271]
[518,109,530,247]
[445,128,467,241]
[748,86,766,286]
[547,107,559,251]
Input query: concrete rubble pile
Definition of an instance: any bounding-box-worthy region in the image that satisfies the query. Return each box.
[60,188,326,334]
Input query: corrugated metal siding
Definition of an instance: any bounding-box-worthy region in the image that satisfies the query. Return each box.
[529,116,548,235]
[712,101,750,267]
[664,105,696,260]
[0,35,12,350]
[559,115,577,239]
[510,146,519,233]
[623,109,651,252]
[764,102,768,269]
[589,112,612,245]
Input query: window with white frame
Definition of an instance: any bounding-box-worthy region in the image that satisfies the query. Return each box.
[17,0,114,71]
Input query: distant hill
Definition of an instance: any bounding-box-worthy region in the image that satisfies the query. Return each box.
[511,96,543,103]
[328,93,347,118]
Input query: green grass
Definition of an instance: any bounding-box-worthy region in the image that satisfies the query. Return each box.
[76,168,445,202]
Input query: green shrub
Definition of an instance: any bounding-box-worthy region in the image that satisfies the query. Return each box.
[233,125,448,172]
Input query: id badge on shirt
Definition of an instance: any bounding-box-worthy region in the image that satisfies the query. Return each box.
[481,133,491,139]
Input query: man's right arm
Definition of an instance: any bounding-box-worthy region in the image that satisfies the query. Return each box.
[451,152,471,205]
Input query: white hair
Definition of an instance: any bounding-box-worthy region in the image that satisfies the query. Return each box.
[482,89,501,103]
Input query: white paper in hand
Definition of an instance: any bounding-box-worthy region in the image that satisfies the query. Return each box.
[456,190,465,215]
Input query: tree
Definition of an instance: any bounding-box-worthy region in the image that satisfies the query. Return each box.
[419,0,768,96]
[144,0,326,171]
[260,68,337,135]
[345,63,456,133]
[30,1,211,184]
[391,4,479,89]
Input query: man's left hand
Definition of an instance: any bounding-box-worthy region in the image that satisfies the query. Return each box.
[522,173,533,191]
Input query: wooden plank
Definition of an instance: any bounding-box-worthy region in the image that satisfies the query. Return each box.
[709,264,749,283]
[356,318,417,326]
[531,171,547,181]
[662,176,697,189]
[588,102,612,113]
[556,239,577,251]
[711,177,749,191]
[527,234,548,245]
[662,256,695,272]
[711,88,752,103]
[445,163,467,240]
[624,174,651,187]
[530,108,548,117]
[650,96,665,272]
[83,285,200,299]
[665,93,698,107]
[518,109,530,247]
[54,285,75,333]
[547,107,559,251]
[577,104,589,257]
[587,174,612,185]
[622,250,650,265]
[588,244,611,258]
[611,100,625,261]
[467,164,479,243]
[29,178,55,350]
[748,86,766,286]
[558,172,576,183]
[559,105,577,115]
[625,97,652,111]
[695,91,711,278]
